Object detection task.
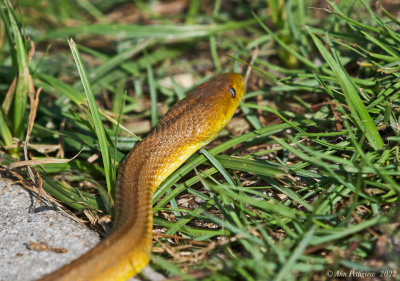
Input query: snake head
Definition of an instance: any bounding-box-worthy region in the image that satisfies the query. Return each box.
[206,72,245,121]
[189,72,245,144]
[156,72,245,145]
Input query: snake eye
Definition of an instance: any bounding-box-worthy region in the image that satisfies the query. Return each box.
[229,87,236,98]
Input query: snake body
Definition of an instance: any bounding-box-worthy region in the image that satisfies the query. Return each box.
[39,72,245,281]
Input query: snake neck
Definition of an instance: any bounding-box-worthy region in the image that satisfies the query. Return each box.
[113,124,207,230]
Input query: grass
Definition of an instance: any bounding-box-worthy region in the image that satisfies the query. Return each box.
[1,0,399,280]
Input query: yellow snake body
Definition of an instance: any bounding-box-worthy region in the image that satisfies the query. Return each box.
[39,72,245,281]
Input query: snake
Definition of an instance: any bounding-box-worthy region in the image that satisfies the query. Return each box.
[39,72,245,281]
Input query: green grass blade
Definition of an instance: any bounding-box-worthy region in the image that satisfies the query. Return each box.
[210,184,300,218]
[275,225,315,281]
[201,148,235,185]
[5,0,29,139]
[310,216,386,245]
[0,109,13,148]
[146,58,158,127]
[215,155,285,178]
[309,31,383,150]
[68,38,113,194]
[35,71,85,105]
[38,20,257,41]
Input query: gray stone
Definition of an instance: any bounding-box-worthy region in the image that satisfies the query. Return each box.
[0,181,100,281]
